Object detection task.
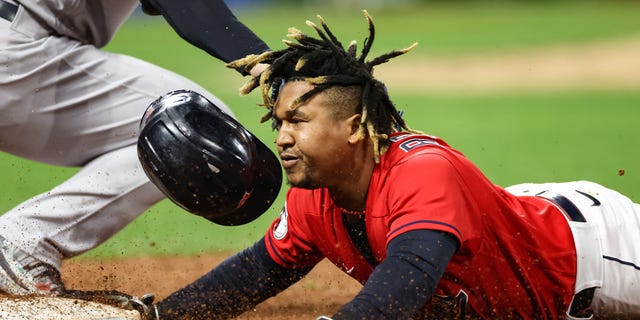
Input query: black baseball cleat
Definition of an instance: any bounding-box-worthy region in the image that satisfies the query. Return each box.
[0,236,65,296]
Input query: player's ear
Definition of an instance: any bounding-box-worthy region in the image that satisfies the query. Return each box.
[346,113,364,144]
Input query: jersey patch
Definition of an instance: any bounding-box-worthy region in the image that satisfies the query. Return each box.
[273,204,289,240]
[390,134,440,153]
[398,138,439,152]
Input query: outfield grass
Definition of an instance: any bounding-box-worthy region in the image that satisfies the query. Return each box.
[398,91,640,193]
[106,1,640,95]
[1,2,638,259]
[235,1,640,56]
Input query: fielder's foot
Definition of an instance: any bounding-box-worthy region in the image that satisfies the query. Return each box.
[0,236,65,296]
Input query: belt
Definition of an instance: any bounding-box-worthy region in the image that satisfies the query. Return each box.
[537,191,587,222]
[0,0,17,22]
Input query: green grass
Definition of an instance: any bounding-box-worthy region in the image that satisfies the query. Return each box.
[396,91,640,195]
[1,2,639,259]
[235,1,640,57]
[108,1,640,92]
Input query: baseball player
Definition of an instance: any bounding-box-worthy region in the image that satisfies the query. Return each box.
[0,0,270,296]
[136,11,640,320]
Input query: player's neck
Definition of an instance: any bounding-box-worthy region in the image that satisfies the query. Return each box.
[332,194,366,213]
[329,154,374,213]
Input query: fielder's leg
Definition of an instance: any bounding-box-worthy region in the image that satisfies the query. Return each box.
[0,15,235,295]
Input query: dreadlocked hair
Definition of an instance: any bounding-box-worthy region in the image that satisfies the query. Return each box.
[227,10,420,162]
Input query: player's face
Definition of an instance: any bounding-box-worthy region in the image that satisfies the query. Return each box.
[273,81,357,189]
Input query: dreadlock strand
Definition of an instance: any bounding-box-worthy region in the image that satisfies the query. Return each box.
[291,84,329,108]
[367,121,381,162]
[358,10,375,63]
[354,109,367,142]
[247,51,278,70]
[400,42,419,54]
[287,27,324,49]
[367,42,418,68]
[307,17,351,60]
[230,50,277,74]
[359,84,387,163]
[295,57,307,71]
[365,50,402,68]
[317,15,345,50]
[366,81,395,160]
[297,22,329,48]
[287,27,303,39]
[347,40,358,58]
[225,53,256,70]
[315,75,365,87]
[239,76,260,96]
[304,76,330,86]
[360,99,369,126]
[305,20,331,44]
[260,111,272,124]
[283,39,308,50]
[290,34,325,49]
[268,49,297,73]
[258,67,273,102]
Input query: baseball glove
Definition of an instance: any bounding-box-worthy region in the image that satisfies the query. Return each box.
[61,290,159,320]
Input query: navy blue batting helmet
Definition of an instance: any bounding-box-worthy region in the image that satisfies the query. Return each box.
[137,90,282,226]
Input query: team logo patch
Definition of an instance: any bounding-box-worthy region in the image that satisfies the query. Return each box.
[398,137,439,152]
[273,203,289,240]
[390,134,440,152]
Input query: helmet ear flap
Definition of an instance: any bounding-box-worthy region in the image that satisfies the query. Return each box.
[137,90,282,226]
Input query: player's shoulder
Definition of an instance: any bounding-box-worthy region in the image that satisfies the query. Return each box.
[383,132,457,164]
[390,132,446,145]
[389,132,450,153]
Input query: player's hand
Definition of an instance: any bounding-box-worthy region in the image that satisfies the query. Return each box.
[129,293,160,320]
[249,63,269,78]
[62,289,159,319]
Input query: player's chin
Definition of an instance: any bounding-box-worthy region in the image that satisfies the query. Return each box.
[285,173,314,189]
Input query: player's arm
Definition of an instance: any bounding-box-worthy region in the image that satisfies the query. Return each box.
[156,236,313,319]
[330,229,458,319]
[139,0,270,75]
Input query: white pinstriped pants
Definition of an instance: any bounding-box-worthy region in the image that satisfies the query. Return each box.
[0,6,234,268]
[508,181,640,318]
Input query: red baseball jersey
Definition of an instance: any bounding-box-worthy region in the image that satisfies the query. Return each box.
[265,133,577,318]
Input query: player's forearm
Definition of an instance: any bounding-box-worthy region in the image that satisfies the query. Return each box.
[143,0,269,72]
[332,230,458,319]
[156,237,311,319]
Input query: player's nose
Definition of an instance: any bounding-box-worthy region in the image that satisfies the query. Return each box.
[275,125,294,149]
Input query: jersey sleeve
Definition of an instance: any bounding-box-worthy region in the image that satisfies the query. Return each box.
[145,0,270,72]
[264,189,324,268]
[385,152,476,246]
